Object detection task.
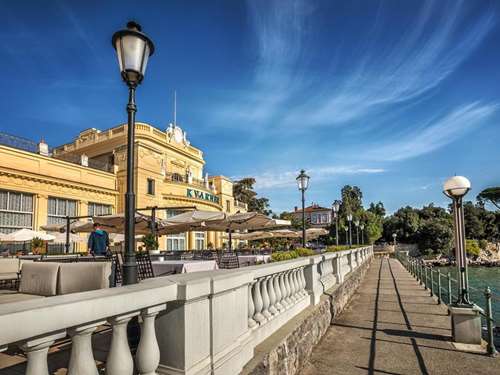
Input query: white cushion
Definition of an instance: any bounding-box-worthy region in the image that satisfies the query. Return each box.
[19,262,59,296]
[57,262,111,295]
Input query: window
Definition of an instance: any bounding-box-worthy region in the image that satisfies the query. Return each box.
[311,214,318,224]
[0,190,34,234]
[47,197,77,225]
[226,200,231,212]
[147,178,155,195]
[195,232,205,250]
[166,209,186,251]
[321,214,328,223]
[88,202,112,217]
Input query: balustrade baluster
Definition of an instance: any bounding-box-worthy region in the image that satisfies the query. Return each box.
[274,273,285,312]
[267,275,279,316]
[260,276,273,319]
[252,279,266,324]
[283,270,293,305]
[136,305,166,375]
[291,269,299,300]
[248,281,258,328]
[299,267,307,297]
[20,332,66,375]
[68,322,105,375]
[106,313,137,375]
[279,273,290,309]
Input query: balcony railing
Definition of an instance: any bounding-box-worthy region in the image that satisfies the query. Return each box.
[164,172,210,190]
[0,246,373,374]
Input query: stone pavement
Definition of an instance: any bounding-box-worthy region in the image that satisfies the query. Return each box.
[301,257,500,375]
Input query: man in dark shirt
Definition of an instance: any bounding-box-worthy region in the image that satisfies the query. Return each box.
[88,223,109,256]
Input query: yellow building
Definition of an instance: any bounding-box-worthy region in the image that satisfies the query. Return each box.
[0,122,246,251]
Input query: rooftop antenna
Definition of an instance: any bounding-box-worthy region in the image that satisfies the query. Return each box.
[173,90,177,127]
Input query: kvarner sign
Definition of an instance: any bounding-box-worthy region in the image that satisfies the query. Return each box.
[187,188,220,204]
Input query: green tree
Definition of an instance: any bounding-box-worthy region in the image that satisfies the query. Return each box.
[233,178,271,215]
[279,211,309,230]
[364,211,383,244]
[367,201,386,217]
[383,206,420,242]
[417,217,453,256]
[340,185,363,216]
[477,187,500,210]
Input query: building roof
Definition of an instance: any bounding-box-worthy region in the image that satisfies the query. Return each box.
[293,204,330,213]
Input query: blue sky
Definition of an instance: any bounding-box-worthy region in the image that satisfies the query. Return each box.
[1,0,499,214]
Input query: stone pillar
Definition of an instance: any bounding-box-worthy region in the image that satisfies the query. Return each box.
[303,256,323,305]
[34,194,48,231]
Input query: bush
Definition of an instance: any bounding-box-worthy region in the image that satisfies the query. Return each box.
[326,245,352,252]
[295,248,316,257]
[140,233,159,251]
[466,239,481,257]
[271,251,298,262]
[478,239,488,250]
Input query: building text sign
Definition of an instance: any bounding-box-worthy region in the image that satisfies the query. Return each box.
[187,188,220,204]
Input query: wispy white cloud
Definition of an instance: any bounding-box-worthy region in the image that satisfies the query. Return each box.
[283,1,495,126]
[366,101,498,161]
[233,165,385,190]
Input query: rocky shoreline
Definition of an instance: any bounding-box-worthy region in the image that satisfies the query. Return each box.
[423,258,500,267]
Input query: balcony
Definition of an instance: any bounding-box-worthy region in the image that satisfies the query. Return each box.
[164,172,211,190]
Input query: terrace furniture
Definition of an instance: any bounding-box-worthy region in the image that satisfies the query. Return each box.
[0,261,112,304]
[219,252,240,269]
[0,258,22,289]
[151,259,218,276]
[136,252,155,281]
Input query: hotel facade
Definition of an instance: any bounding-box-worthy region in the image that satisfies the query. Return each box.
[0,122,246,250]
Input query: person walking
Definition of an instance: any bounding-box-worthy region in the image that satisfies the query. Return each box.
[88,223,109,256]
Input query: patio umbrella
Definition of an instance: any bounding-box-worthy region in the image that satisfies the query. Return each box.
[305,228,329,239]
[267,229,302,239]
[50,232,88,243]
[3,229,55,242]
[41,220,94,233]
[156,210,228,235]
[199,212,291,250]
[0,232,8,241]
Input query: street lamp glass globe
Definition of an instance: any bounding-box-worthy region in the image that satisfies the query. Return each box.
[332,201,340,212]
[296,170,310,191]
[347,214,352,221]
[354,220,359,226]
[112,21,155,86]
[443,176,471,198]
[392,233,397,238]
[360,224,365,230]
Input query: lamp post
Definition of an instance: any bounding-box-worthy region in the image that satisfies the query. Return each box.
[444,176,472,306]
[392,233,397,246]
[296,170,310,248]
[332,200,340,246]
[112,21,155,285]
[344,227,348,245]
[360,223,365,245]
[354,219,359,245]
[347,213,353,248]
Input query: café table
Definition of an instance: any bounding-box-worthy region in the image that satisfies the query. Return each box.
[152,259,219,276]
[238,254,271,265]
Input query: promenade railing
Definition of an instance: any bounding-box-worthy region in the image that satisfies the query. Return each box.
[0,246,374,374]
[396,252,499,357]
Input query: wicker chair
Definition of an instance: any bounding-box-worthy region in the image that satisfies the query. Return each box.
[136,252,155,281]
[219,252,240,269]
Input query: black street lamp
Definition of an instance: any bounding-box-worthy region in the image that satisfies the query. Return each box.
[354,219,359,245]
[347,213,353,248]
[360,223,365,245]
[296,170,310,248]
[331,200,340,246]
[343,226,348,245]
[392,233,397,246]
[444,176,472,306]
[112,21,155,285]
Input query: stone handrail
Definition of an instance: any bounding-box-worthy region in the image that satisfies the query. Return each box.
[0,277,178,375]
[0,246,373,374]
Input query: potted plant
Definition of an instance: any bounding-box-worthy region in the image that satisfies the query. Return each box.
[31,237,45,255]
[141,233,159,254]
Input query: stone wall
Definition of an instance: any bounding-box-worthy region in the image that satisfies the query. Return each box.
[242,257,372,375]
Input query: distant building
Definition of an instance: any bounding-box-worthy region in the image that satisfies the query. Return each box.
[291,203,332,228]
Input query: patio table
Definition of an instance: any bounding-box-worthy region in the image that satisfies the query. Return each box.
[152,260,218,276]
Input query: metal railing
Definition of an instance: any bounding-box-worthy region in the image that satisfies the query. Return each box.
[164,172,209,189]
[396,252,499,356]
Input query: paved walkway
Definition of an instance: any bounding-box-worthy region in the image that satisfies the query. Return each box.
[302,257,499,375]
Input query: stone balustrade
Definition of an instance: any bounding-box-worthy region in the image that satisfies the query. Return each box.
[0,246,373,375]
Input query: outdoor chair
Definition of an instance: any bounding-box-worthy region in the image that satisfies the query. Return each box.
[0,258,21,290]
[219,252,240,269]
[108,251,123,286]
[136,252,155,281]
